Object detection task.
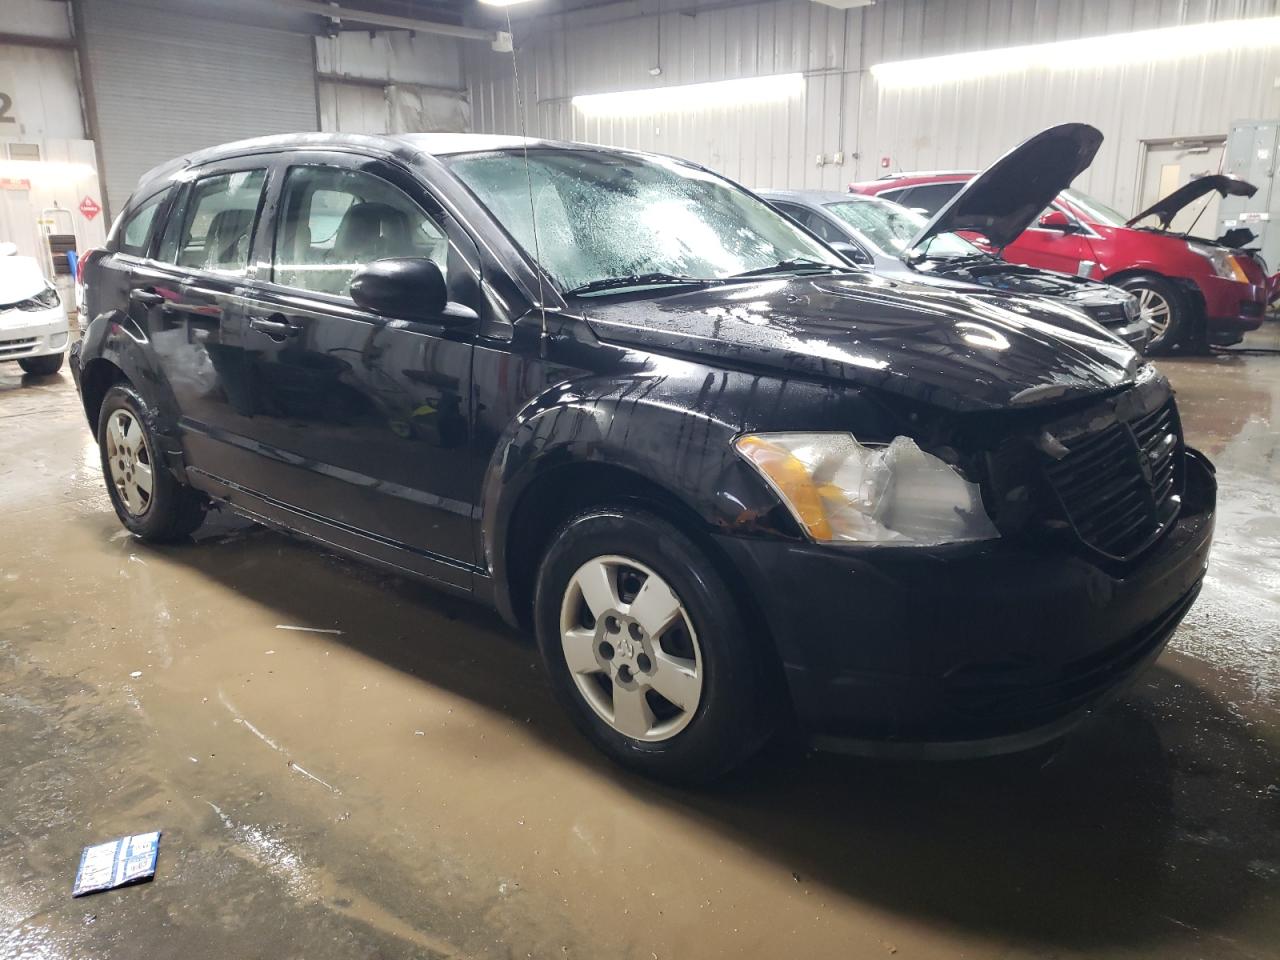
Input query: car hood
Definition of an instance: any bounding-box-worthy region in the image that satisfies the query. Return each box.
[1125,173,1257,229]
[579,273,1141,413]
[0,255,50,306]
[907,123,1103,253]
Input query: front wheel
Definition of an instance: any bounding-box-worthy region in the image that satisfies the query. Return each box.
[98,383,207,542]
[534,505,776,783]
[1118,275,1195,354]
[18,353,64,376]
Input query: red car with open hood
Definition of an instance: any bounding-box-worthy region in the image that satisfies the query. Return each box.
[851,132,1270,353]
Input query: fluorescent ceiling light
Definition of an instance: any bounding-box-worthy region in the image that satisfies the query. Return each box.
[572,73,804,117]
[477,0,535,6]
[871,16,1280,88]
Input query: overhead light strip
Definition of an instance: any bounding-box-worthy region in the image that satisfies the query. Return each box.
[871,16,1280,88]
[572,72,805,117]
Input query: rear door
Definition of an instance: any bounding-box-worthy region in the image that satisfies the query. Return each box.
[205,151,480,588]
[144,163,271,433]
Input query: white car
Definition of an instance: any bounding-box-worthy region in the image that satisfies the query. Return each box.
[0,245,69,376]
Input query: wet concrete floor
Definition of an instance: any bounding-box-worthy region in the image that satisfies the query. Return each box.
[1,331,1278,959]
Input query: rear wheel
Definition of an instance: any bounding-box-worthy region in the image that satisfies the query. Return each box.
[534,505,776,783]
[1118,274,1194,354]
[98,383,207,542]
[18,353,64,376]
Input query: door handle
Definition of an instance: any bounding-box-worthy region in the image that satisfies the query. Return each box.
[249,314,302,339]
[129,288,164,307]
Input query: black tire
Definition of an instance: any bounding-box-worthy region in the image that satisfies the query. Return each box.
[97,382,207,542]
[18,353,64,376]
[534,505,776,783]
[1117,274,1195,355]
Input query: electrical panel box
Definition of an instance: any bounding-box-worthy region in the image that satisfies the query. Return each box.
[1218,119,1279,269]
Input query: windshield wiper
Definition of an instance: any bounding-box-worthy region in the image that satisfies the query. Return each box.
[729,258,844,278]
[567,273,715,296]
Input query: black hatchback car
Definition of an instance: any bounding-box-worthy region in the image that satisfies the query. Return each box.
[73,133,1215,781]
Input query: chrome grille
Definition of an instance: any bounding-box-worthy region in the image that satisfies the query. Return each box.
[1044,401,1182,560]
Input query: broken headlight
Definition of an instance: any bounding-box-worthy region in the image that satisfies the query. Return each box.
[734,432,999,545]
[12,285,60,311]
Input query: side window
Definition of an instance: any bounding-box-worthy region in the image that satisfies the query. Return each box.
[771,202,808,227]
[801,211,843,243]
[898,183,962,216]
[166,169,267,274]
[272,165,450,297]
[878,187,913,206]
[117,193,164,258]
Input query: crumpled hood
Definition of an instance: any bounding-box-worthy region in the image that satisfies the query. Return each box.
[0,256,51,307]
[908,123,1103,252]
[1127,174,1257,229]
[580,273,1141,413]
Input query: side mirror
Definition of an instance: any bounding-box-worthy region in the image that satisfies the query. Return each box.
[829,241,871,265]
[350,258,467,326]
[1038,210,1077,232]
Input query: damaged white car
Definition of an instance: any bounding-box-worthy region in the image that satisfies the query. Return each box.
[0,243,69,376]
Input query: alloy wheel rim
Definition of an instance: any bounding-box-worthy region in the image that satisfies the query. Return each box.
[105,409,154,517]
[559,555,703,742]
[1135,288,1172,337]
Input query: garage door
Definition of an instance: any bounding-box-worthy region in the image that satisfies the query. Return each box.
[80,0,318,217]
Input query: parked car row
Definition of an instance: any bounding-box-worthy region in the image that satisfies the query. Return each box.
[765,125,1152,352]
[846,124,1270,353]
[73,130,1215,781]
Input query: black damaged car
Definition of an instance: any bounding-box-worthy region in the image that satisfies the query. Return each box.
[72,133,1215,781]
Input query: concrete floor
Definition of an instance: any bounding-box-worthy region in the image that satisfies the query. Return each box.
[2,330,1278,960]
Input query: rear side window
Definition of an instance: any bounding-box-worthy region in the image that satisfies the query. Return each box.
[117,193,164,257]
[163,169,267,274]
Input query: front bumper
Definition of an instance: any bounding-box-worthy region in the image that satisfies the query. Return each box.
[714,448,1216,756]
[1197,275,1266,344]
[0,305,70,361]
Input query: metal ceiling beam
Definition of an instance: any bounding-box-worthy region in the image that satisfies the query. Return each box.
[272,0,498,42]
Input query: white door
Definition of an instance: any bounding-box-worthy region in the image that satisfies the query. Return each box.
[1137,139,1226,235]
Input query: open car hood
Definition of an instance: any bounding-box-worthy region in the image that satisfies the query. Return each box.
[907,123,1103,253]
[0,255,50,305]
[1125,174,1257,229]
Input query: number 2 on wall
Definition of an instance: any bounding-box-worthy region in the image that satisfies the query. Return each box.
[0,93,15,124]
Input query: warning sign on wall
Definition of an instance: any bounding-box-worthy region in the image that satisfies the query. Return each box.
[79,196,101,220]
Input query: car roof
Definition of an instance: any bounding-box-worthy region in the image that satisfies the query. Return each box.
[849,172,977,192]
[758,189,868,205]
[132,132,668,198]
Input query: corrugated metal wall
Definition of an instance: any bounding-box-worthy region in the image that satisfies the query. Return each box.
[466,0,1280,213]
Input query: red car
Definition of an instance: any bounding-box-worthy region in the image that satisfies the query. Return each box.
[851,147,1270,353]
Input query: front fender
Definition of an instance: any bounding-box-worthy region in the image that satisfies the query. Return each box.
[479,372,767,558]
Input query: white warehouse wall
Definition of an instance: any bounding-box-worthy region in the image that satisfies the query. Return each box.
[465,0,1280,214]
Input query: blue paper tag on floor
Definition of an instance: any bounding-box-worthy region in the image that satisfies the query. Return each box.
[72,832,160,897]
